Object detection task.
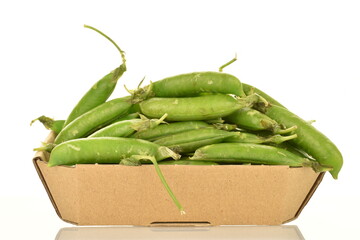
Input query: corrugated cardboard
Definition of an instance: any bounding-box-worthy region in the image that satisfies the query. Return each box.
[33,132,324,226]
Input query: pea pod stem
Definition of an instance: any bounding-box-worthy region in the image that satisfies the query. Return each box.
[129,155,185,215]
[84,24,126,65]
[30,115,65,134]
[276,125,298,135]
[219,53,237,72]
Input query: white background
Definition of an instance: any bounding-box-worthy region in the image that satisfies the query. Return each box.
[1,0,359,239]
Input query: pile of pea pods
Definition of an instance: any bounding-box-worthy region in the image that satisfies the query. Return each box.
[32,25,343,214]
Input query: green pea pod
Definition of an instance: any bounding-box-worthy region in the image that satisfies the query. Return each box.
[48,137,180,167]
[63,25,127,127]
[131,121,211,141]
[133,72,246,100]
[191,143,331,172]
[224,107,296,134]
[30,115,65,134]
[54,97,132,144]
[242,83,286,108]
[153,128,240,153]
[88,114,167,138]
[139,94,265,122]
[116,112,140,121]
[224,132,298,145]
[258,104,343,179]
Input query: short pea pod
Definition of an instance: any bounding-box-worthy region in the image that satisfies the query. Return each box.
[258,104,343,179]
[224,107,297,134]
[48,137,180,167]
[54,97,132,144]
[224,132,298,144]
[88,114,167,138]
[191,143,331,172]
[153,128,240,153]
[139,94,264,122]
[131,121,211,141]
[133,71,245,100]
[63,25,127,127]
[30,115,65,134]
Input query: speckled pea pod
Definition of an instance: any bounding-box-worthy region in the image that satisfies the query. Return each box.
[224,107,297,134]
[153,128,240,153]
[54,97,132,144]
[191,143,331,172]
[131,121,211,141]
[139,93,264,122]
[63,25,127,127]
[88,114,167,138]
[258,104,343,179]
[224,132,298,144]
[48,137,180,167]
[133,71,245,101]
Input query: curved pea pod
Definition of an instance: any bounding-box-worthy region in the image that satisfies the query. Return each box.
[242,83,286,108]
[64,25,127,127]
[131,121,210,141]
[30,115,65,134]
[54,97,132,144]
[191,143,331,172]
[158,159,219,165]
[48,137,180,167]
[88,114,167,138]
[133,71,245,100]
[224,107,297,134]
[139,93,264,122]
[258,104,343,179]
[224,132,298,144]
[153,128,240,153]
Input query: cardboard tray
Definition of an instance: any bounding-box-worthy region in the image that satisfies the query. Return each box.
[33,132,324,226]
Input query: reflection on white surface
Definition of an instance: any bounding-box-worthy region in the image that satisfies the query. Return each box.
[56,225,304,240]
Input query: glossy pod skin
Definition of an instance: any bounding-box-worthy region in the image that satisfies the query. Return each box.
[139,94,261,121]
[48,137,179,167]
[131,121,210,141]
[64,25,127,127]
[153,128,240,153]
[242,83,285,108]
[190,143,329,172]
[148,71,246,97]
[54,97,132,144]
[260,104,343,179]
